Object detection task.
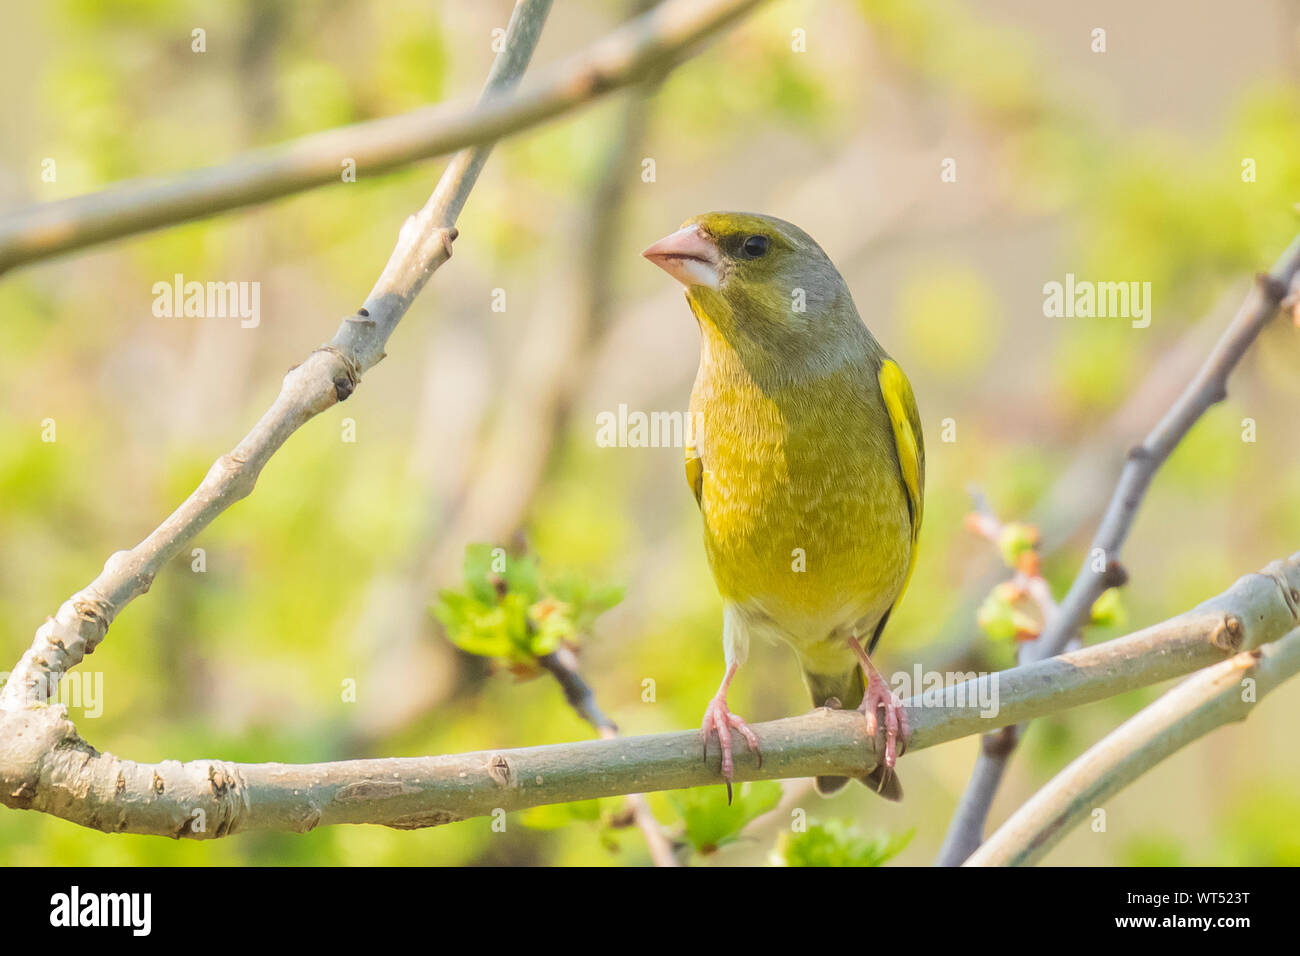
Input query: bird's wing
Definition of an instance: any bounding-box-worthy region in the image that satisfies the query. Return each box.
[878,357,925,601]
[685,442,703,508]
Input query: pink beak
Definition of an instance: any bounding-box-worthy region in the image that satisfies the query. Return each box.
[642,224,721,289]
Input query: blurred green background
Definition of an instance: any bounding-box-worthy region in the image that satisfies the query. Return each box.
[2,0,1300,866]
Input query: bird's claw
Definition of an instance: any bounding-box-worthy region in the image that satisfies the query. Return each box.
[700,695,762,802]
[859,671,908,770]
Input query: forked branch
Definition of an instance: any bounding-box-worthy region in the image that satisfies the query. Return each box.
[0,0,764,275]
[967,626,1300,866]
[2,552,1297,838]
[936,233,1300,865]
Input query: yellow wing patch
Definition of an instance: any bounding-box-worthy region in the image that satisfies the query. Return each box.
[685,444,703,508]
[878,359,925,596]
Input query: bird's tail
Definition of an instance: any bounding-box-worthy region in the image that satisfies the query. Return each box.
[804,667,903,801]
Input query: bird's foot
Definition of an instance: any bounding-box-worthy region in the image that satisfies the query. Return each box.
[858,667,908,771]
[700,695,762,803]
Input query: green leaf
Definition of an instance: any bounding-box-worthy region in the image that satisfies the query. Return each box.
[976,589,1017,641]
[432,589,473,632]
[434,544,625,664]
[432,588,536,664]
[1089,587,1127,629]
[434,592,508,659]
[668,781,782,855]
[460,543,542,603]
[528,600,572,657]
[461,543,501,604]
[996,521,1039,568]
[502,552,541,602]
[548,573,626,632]
[775,820,913,867]
[976,584,1039,641]
[497,593,535,662]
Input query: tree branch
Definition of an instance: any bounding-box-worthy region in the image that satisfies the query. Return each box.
[4,551,1297,838]
[537,646,679,867]
[936,232,1300,865]
[918,292,1241,671]
[965,626,1300,867]
[334,53,662,745]
[0,0,764,275]
[1030,249,1300,668]
[0,0,559,712]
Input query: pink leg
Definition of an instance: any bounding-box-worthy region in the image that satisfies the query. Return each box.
[846,638,908,770]
[700,662,762,801]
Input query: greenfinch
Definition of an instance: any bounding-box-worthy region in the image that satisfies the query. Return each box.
[643,212,924,799]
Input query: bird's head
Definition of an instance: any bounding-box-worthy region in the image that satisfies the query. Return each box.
[642,212,870,371]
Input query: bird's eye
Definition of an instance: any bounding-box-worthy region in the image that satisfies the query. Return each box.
[741,234,770,258]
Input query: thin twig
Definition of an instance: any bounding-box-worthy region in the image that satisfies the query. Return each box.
[0,0,764,275]
[537,648,620,736]
[966,627,1300,866]
[3,550,1296,838]
[963,491,1061,635]
[537,647,679,867]
[936,233,1300,865]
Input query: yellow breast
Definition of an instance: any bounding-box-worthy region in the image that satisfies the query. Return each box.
[690,355,910,649]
